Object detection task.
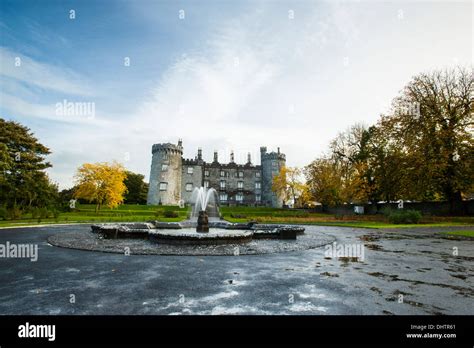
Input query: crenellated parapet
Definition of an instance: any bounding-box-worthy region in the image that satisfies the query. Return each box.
[183,158,199,166]
[152,143,183,155]
[261,152,286,161]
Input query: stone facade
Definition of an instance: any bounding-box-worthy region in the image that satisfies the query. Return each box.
[147,140,286,207]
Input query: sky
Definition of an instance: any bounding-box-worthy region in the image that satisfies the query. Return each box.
[0,0,472,190]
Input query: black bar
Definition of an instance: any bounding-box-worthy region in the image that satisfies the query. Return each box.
[0,315,472,346]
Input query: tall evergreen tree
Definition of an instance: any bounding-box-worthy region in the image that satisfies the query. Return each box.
[0,118,57,209]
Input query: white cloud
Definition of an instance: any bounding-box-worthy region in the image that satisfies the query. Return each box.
[0,92,112,126]
[0,47,93,96]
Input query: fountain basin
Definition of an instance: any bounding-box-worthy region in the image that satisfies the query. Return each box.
[90,221,305,244]
[149,228,253,245]
[91,222,152,239]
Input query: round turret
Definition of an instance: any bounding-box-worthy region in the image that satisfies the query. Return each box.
[147,142,183,205]
[260,147,286,207]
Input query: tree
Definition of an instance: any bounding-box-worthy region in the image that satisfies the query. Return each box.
[0,143,12,188]
[74,162,127,212]
[363,125,406,203]
[0,118,58,209]
[272,166,307,206]
[305,67,473,213]
[123,171,149,204]
[294,184,313,208]
[332,124,407,204]
[380,67,474,212]
[327,124,383,204]
[305,158,345,206]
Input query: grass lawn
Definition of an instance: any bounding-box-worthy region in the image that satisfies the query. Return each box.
[0,204,188,228]
[1,204,473,229]
[219,206,474,229]
[440,230,474,238]
[222,218,471,229]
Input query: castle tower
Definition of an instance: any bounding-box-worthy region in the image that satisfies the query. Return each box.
[147,142,183,205]
[260,146,286,207]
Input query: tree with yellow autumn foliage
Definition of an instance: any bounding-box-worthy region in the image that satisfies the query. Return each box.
[272,166,307,207]
[74,162,127,212]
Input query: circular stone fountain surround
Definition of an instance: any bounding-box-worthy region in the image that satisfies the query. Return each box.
[48,188,334,255]
[89,220,306,245]
[48,222,335,256]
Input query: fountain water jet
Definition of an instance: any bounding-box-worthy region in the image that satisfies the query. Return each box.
[190,187,219,232]
[190,187,219,218]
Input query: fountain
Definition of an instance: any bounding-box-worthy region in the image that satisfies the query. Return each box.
[191,187,218,233]
[190,187,219,219]
[85,186,305,247]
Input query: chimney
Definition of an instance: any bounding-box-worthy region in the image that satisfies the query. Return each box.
[277,147,280,154]
[230,150,235,163]
[197,148,202,161]
[213,151,218,163]
[247,152,252,164]
[178,139,183,147]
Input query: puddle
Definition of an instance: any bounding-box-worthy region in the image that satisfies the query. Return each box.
[320,272,339,278]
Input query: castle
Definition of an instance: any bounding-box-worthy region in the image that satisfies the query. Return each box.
[147,140,286,207]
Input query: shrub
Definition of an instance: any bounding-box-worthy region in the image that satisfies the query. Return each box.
[230,214,247,219]
[388,209,422,224]
[39,207,50,219]
[163,210,179,218]
[0,206,7,220]
[380,206,393,217]
[31,207,41,219]
[7,206,22,220]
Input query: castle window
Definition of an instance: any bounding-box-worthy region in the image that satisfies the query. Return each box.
[163,153,169,160]
[185,183,193,191]
[237,181,243,189]
[204,180,209,188]
[159,182,168,191]
[238,171,244,178]
[256,194,261,202]
[272,161,277,167]
[255,182,261,189]
[220,180,226,189]
[255,172,261,178]
[161,164,168,171]
[187,167,194,174]
[236,193,243,202]
[219,193,228,202]
[204,170,209,177]
[220,170,225,177]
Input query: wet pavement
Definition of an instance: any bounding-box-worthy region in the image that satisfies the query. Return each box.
[0,224,472,315]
